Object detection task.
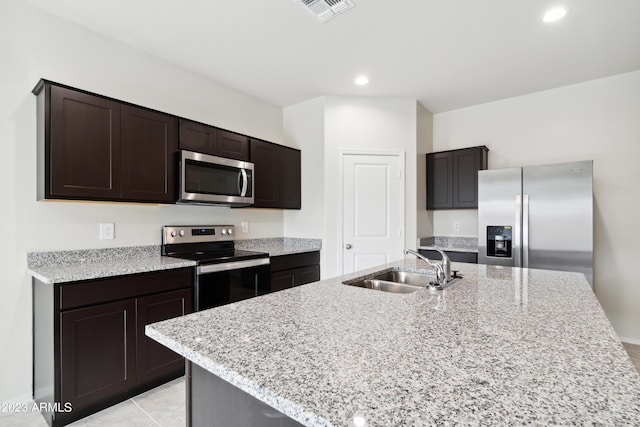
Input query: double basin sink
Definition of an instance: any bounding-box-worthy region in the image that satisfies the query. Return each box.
[343,270,437,294]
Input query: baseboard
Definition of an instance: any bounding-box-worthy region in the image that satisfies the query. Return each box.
[619,336,640,345]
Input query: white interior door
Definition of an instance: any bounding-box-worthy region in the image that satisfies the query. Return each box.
[342,153,404,274]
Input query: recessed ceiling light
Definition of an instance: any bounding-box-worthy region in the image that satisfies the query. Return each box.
[543,7,568,23]
[355,75,369,86]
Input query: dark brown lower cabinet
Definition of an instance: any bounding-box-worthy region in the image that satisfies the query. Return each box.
[136,289,192,384]
[269,251,320,293]
[419,249,478,264]
[33,268,193,427]
[60,299,136,410]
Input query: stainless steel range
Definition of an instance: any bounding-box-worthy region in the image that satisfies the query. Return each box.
[162,225,270,311]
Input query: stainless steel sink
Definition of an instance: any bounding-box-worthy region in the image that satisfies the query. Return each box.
[371,271,434,287]
[343,270,436,294]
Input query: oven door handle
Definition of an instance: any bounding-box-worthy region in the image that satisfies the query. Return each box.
[197,257,270,275]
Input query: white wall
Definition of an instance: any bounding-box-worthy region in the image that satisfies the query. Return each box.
[283,97,325,239]
[283,97,326,276]
[416,103,434,239]
[324,97,419,278]
[432,70,640,342]
[0,0,285,402]
[284,97,430,279]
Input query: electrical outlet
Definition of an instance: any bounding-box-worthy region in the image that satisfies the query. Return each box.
[240,221,249,233]
[453,221,461,232]
[100,223,115,240]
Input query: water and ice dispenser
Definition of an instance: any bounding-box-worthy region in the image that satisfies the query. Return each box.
[486,226,512,258]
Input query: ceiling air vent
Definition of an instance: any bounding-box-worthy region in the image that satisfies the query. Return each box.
[295,0,356,23]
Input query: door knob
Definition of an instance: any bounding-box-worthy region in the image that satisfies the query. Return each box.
[345,244,352,249]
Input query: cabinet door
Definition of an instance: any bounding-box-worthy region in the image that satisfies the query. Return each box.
[250,139,278,207]
[179,119,218,155]
[250,139,302,209]
[121,106,178,203]
[217,130,249,161]
[49,85,121,200]
[293,264,320,286]
[270,265,320,292]
[276,146,301,209]
[452,148,482,208]
[426,152,453,209]
[61,299,136,409]
[136,289,192,384]
[270,270,296,292]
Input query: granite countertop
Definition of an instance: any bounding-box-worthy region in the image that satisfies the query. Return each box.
[418,236,478,253]
[147,261,640,426]
[26,245,195,284]
[26,238,321,284]
[235,237,321,256]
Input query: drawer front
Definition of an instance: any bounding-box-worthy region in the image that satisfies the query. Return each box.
[61,268,194,310]
[270,251,320,272]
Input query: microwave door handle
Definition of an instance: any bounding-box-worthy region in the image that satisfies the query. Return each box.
[240,169,248,197]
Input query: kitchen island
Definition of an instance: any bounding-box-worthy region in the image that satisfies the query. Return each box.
[146,260,640,426]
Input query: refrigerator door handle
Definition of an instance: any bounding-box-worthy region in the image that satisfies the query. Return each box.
[523,193,530,268]
[514,195,522,267]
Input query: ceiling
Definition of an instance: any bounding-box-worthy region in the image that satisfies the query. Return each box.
[21,0,640,113]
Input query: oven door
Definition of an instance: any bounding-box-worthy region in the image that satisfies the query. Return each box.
[195,258,270,311]
[179,150,254,206]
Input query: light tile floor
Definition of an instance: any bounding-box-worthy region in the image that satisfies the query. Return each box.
[3,346,640,427]
[0,377,185,427]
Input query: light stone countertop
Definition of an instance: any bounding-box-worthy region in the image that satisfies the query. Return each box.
[418,236,478,253]
[235,237,321,256]
[26,238,320,284]
[146,260,640,426]
[26,245,196,284]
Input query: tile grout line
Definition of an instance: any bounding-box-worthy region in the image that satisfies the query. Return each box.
[131,398,161,427]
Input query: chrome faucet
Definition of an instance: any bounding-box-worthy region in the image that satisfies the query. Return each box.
[404,247,452,287]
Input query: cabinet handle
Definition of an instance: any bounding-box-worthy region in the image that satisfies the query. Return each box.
[345,244,352,249]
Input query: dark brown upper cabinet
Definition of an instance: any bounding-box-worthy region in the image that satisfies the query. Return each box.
[121,105,177,202]
[426,146,488,210]
[250,139,301,209]
[34,80,178,204]
[47,85,122,200]
[179,119,249,161]
[217,129,249,161]
[178,119,218,155]
[33,80,298,207]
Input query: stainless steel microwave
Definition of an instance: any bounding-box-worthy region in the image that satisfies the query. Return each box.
[178,150,254,206]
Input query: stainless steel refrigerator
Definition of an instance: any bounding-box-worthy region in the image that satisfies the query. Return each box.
[478,160,593,286]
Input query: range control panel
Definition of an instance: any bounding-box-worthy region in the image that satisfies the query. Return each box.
[487,225,512,258]
[162,225,235,245]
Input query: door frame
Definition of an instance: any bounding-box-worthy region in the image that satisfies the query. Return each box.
[338,149,406,275]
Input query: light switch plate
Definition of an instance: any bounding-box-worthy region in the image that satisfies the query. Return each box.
[100,223,115,240]
[240,221,249,233]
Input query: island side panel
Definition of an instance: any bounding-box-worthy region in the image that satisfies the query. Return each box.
[188,361,304,427]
